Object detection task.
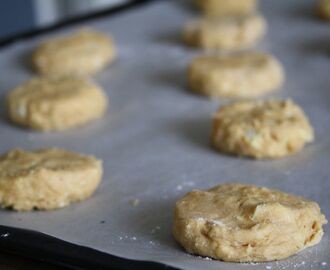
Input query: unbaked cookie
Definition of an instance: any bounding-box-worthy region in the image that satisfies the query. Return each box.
[188,52,284,98]
[7,76,108,131]
[33,29,116,76]
[317,0,330,19]
[173,183,327,262]
[211,99,314,159]
[195,0,258,17]
[184,14,266,50]
[0,148,103,211]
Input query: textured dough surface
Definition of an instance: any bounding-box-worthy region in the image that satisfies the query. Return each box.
[173,183,327,262]
[211,99,314,159]
[195,0,258,17]
[7,76,108,131]
[0,148,102,211]
[33,30,116,76]
[184,14,266,50]
[188,52,284,98]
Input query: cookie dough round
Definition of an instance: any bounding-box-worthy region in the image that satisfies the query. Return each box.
[33,29,116,76]
[188,52,284,98]
[7,76,108,131]
[184,14,266,50]
[211,99,314,159]
[0,148,103,211]
[317,0,330,19]
[173,183,327,262]
[195,0,258,17]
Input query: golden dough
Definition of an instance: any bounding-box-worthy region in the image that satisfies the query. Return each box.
[173,183,327,262]
[33,29,116,76]
[195,0,258,17]
[184,14,266,50]
[7,76,108,131]
[211,99,314,159]
[188,52,284,98]
[0,148,102,211]
[317,0,330,19]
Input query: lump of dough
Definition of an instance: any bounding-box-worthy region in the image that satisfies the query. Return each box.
[0,148,103,211]
[188,52,284,98]
[184,14,266,50]
[173,183,327,262]
[195,0,258,17]
[211,99,314,159]
[317,0,330,20]
[33,29,116,76]
[7,76,108,131]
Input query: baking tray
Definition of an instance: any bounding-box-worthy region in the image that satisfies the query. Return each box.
[0,0,329,269]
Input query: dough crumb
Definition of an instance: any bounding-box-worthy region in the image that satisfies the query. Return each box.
[130,199,140,207]
[151,226,161,234]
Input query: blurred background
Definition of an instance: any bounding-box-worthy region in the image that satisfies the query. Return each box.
[0,0,129,39]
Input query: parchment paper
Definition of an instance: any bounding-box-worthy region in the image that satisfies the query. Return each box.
[0,1,329,269]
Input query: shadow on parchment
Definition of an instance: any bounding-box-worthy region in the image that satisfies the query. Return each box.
[0,93,8,124]
[151,66,188,94]
[285,3,316,21]
[261,0,315,22]
[169,115,212,152]
[153,30,183,47]
[296,37,330,57]
[17,48,35,74]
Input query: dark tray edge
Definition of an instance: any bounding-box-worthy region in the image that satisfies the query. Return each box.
[0,0,152,48]
[0,225,181,270]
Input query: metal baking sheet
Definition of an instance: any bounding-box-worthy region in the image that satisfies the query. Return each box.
[0,0,329,269]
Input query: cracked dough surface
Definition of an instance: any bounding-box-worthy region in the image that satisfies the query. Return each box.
[188,52,284,98]
[0,148,102,211]
[173,183,327,262]
[317,0,330,19]
[184,14,266,50]
[33,30,116,76]
[195,0,258,17]
[211,99,314,159]
[7,76,108,131]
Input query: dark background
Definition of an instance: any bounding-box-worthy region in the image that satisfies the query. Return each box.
[0,0,35,38]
